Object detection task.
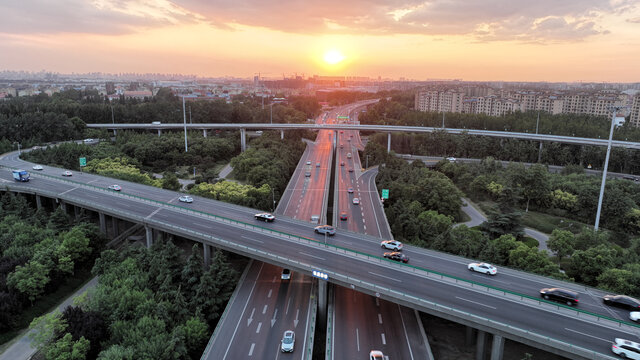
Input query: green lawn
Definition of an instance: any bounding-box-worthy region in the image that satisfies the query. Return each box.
[521,211,592,234]
[0,268,95,349]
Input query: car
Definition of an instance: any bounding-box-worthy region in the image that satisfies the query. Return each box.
[347,138,351,142]
[340,131,344,134]
[381,240,403,251]
[468,262,497,275]
[612,338,640,359]
[306,160,311,165]
[340,144,344,148]
[446,157,457,162]
[369,350,384,360]
[347,187,354,193]
[62,170,72,177]
[347,153,352,159]
[314,225,336,236]
[255,130,263,135]
[383,251,409,263]
[623,175,639,182]
[83,138,94,143]
[603,295,640,310]
[32,165,43,170]
[316,162,321,167]
[539,287,579,306]
[281,330,295,353]
[254,213,275,222]
[352,197,360,205]
[340,161,345,166]
[178,195,193,203]
[340,211,348,221]
[310,215,320,223]
[630,312,640,322]
[305,171,311,177]
[108,185,122,191]
[281,269,291,281]
[348,168,354,173]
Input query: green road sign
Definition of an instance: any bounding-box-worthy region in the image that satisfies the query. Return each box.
[79,157,87,167]
[381,189,389,199]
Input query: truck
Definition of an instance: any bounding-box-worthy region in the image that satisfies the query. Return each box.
[12,169,30,182]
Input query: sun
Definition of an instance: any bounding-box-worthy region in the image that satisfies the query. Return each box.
[323,50,345,65]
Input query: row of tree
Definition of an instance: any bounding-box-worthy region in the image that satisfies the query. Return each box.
[29,241,240,359]
[0,193,105,334]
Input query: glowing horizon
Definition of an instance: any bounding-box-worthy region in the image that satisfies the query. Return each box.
[0,0,639,82]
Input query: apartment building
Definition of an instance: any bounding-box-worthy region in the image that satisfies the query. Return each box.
[414,90,464,113]
[630,95,640,127]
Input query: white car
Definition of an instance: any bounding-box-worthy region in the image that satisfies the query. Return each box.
[254,213,275,222]
[179,196,193,203]
[108,185,121,191]
[446,157,457,162]
[381,240,403,251]
[83,138,94,143]
[468,262,497,275]
[352,197,360,205]
[612,338,640,359]
[369,350,384,360]
[630,312,640,322]
[281,330,295,353]
[62,170,73,177]
[32,165,43,170]
[281,269,291,281]
[306,160,311,165]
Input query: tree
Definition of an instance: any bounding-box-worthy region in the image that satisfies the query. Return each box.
[182,315,209,359]
[62,306,107,359]
[567,245,616,285]
[181,244,204,298]
[29,310,68,352]
[597,268,637,295]
[547,229,575,263]
[7,260,51,303]
[161,172,181,191]
[46,333,90,360]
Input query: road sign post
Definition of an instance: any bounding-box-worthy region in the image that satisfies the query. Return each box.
[381,189,389,200]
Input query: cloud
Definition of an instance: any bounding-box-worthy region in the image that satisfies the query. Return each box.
[627,16,640,23]
[173,0,625,41]
[0,0,203,35]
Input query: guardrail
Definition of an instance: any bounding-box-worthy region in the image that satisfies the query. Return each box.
[305,280,318,360]
[325,284,334,360]
[1,171,635,359]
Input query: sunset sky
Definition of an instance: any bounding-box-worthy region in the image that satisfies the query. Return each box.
[1,0,639,82]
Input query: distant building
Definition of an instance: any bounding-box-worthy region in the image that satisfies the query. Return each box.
[631,95,640,127]
[123,90,152,99]
[105,81,115,94]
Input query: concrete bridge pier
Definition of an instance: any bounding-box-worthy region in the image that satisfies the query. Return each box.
[476,330,486,360]
[74,205,81,220]
[35,195,42,210]
[113,129,117,136]
[111,217,119,237]
[99,212,107,234]
[240,128,247,152]
[203,129,208,138]
[317,279,328,324]
[145,225,153,248]
[203,243,211,268]
[387,132,391,153]
[58,200,67,213]
[490,334,505,360]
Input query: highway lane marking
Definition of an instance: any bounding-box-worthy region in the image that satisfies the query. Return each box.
[256,322,262,333]
[381,333,386,345]
[271,309,278,328]
[299,252,326,261]
[58,187,78,196]
[248,343,255,356]
[356,328,360,352]
[455,296,497,309]
[286,298,292,315]
[247,308,255,326]
[376,298,380,307]
[564,328,610,343]
[262,305,268,314]
[268,289,272,298]
[368,271,402,283]
[145,207,162,219]
[378,313,383,324]
[241,236,264,244]
[87,179,99,184]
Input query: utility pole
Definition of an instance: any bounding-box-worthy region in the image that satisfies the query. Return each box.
[182,96,188,152]
[270,102,273,124]
[594,107,623,231]
[110,105,115,124]
[442,112,445,128]
[536,112,540,134]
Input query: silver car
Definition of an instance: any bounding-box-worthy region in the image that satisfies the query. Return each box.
[314,225,336,236]
[281,330,295,352]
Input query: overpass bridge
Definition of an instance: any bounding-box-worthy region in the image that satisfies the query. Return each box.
[1,150,636,360]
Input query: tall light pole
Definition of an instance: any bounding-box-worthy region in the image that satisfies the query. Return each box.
[594,107,622,231]
[270,102,273,124]
[535,111,540,134]
[182,96,188,152]
[442,112,445,128]
[110,104,115,124]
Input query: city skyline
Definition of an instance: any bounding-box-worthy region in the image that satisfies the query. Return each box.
[1,0,640,82]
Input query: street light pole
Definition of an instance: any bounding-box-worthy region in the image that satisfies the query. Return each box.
[442,112,445,128]
[182,96,188,152]
[594,107,621,231]
[110,105,115,124]
[270,103,273,124]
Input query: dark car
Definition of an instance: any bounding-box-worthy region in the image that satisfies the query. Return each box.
[540,287,579,306]
[383,252,409,263]
[339,211,348,221]
[254,213,276,222]
[603,295,640,310]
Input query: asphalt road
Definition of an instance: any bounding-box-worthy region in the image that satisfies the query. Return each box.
[1,134,637,358]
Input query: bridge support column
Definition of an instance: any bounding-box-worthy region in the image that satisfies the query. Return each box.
[112,217,119,237]
[99,212,107,235]
[240,129,247,152]
[490,334,505,360]
[59,200,67,213]
[465,326,476,346]
[387,132,391,153]
[317,280,328,323]
[74,205,80,220]
[203,129,208,138]
[145,226,153,248]
[113,129,117,136]
[280,130,284,140]
[203,244,211,269]
[476,330,486,360]
[538,141,543,163]
[35,195,42,210]
[157,129,162,137]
